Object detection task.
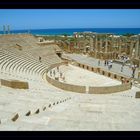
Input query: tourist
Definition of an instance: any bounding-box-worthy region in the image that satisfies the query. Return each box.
[108,62,112,70]
[121,65,123,72]
[131,65,136,78]
[57,66,59,72]
[50,70,52,77]
[107,60,109,66]
[130,80,133,87]
[121,63,124,72]
[121,77,124,84]
[110,60,113,68]
[98,60,100,66]
[104,60,106,66]
[53,70,55,76]
[39,56,41,62]
[62,76,65,82]
[60,72,62,78]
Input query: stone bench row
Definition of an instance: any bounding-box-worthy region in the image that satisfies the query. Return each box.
[0,96,71,124]
[0,55,46,81]
[0,49,48,79]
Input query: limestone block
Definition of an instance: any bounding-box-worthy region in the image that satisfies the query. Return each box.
[135,91,140,98]
[0,79,29,89]
[11,113,19,122]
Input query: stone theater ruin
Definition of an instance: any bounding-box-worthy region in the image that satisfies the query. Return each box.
[0,28,140,130]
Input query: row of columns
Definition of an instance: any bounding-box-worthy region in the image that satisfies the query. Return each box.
[3,25,10,34]
[89,34,140,59]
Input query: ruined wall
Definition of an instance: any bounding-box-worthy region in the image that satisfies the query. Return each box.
[0,79,29,89]
[88,83,131,94]
[46,61,131,94]
[46,73,86,93]
[76,62,131,83]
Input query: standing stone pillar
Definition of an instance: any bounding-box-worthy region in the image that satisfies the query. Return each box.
[90,36,94,52]
[125,38,128,55]
[98,37,102,59]
[94,34,98,58]
[105,34,108,59]
[99,38,102,52]
[3,25,6,34]
[137,35,140,69]
[118,37,122,55]
[105,34,108,52]
[7,25,10,34]
[135,35,140,59]
[111,34,114,59]
[130,40,134,58]
[138,35,140,59]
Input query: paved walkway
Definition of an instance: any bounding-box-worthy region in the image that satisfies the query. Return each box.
[62,53,139,78]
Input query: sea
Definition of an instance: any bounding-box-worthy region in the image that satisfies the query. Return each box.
[0,28,140,36]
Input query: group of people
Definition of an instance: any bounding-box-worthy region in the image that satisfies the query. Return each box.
[50,66,65,82]
[120,62,137,78]
[118,55,130,63]
[104,60,113,70]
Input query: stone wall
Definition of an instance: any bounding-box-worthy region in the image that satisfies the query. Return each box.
[0,79,29,89]
[135,91,140,98]
[88,83,131,94]
[46,73,86,93]
[75,62,131,83]
[46,61,131,94]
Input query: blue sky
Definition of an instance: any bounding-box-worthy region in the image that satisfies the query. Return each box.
[0,9,140,30]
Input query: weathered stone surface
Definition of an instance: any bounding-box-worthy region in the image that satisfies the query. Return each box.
[0,79,29,89]
[135,91,140,98]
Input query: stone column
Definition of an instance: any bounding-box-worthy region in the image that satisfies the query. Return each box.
[135,35,140,58]
[105,34,108,52]
[90,36,94,52]
[3,25,6,34]
[7,25,10,34]
[118,37,122,55]
[94,34,98,58]
[95,34,97,51]
[137,35,140,69]
[138,35,140,59]
[130,40,134,58]
[99,37,102,52]
[111,35,115,59]
[112,34,115,52]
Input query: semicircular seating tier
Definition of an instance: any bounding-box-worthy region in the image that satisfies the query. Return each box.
[0,34,72,126]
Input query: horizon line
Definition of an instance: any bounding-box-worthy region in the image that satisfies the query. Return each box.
[1,27,140,31]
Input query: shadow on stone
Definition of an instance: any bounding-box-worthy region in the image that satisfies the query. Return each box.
[35,109,40,114]
[43,107,46,111]
[25,111,31,116]
[11,113,19,122]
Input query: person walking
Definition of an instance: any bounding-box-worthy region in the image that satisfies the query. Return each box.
[39,56,42,62]
[98,60,100,66]
[121,63,124,72]
[132,65,136,78]
[104,60,106,66]
[57,66,59,72]
[50,70,52,77]
[53,70,55,77]
[121,65,123,72]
